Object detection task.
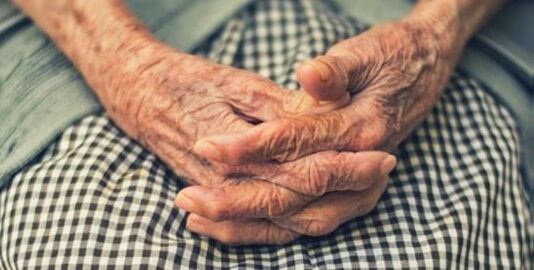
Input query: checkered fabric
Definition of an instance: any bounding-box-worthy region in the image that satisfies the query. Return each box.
[0,0,531,269]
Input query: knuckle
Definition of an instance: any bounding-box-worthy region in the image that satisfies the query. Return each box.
[314,114,339,143]
[264,192,292,218]
[262,113,347,162]
[365,120,388,147]
[323,112,353,150]
[302,158,330,196]
[297,151,363,195]
[328,152,358,190]
[345,115,387,151]
[263,120,300,162]
[257,187,305,218]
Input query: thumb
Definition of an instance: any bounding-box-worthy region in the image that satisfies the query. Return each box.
[296,55,351,103]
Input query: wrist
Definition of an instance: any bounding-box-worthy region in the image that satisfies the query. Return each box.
[403,1,466,62]
[94,40,172,135]
[404,0,506,60]
[97,42,194,139]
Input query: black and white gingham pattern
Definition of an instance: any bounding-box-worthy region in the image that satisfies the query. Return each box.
[1,0,531,269]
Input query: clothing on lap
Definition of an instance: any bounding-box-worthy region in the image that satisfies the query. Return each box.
[0,0,530,269]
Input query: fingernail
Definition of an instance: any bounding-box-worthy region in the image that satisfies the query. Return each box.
[380,155,397,175]
[304,60,332,83]
[176,191,197,213]
[193,140,222,160]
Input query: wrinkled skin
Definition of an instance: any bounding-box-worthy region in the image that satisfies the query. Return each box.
[193,21,458,162]
[187,20,462,242]
[15,0,502,246]
[99,44,397,245]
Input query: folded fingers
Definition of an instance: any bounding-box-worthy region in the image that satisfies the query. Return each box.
[176,151,395,221]
[191,112,351,164]
[175,179,313,221]
[273,175,389,236]
[179,174,389,245]
[254,151,395,196]
[186,214,299,246]
[182,176,389,244]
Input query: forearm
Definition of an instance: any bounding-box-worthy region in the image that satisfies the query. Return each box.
[13,0,168,100]
[13,0,174,136]
[406,0,506,58]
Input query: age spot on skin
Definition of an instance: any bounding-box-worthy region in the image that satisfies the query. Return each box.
[72,7,86,24]
[93,43,101,53]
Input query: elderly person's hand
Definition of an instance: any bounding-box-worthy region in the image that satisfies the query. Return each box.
[187,2,475,241]
[98,42,344,185]
[12,0,397,245]
[99,42,398,245]
[192,20,459,162]
[101,42,397,245]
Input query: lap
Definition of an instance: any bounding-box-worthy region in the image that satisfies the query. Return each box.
[0,0,530,268]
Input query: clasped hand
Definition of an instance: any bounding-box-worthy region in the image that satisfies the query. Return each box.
[105,20,453,245]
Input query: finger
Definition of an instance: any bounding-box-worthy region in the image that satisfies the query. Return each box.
[191,113,344,164]
[296,55,351,102]
[186,214,299,246]
[272,176,389,236]
[136,103,252,185]
[297,37,378,102]
[242,151,396,196]
[192,106,384,164]
[193,95,388,164]
[224,73,346,122]
[176,179,313,221]
[175,152,395,219]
